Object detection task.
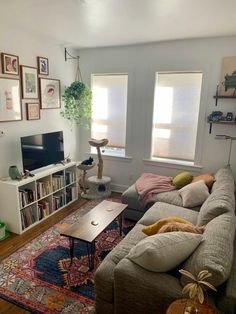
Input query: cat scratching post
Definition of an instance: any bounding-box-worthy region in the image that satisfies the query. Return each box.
[77,162,95,195]
[82,138,111,199]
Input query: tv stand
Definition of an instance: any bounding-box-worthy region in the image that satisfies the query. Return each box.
[0,161,78,234]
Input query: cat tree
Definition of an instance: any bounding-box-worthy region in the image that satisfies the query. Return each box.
[80,138,111,199]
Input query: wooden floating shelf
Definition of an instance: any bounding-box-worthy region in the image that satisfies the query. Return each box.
[208,121,236,133]
[213,95,236,99]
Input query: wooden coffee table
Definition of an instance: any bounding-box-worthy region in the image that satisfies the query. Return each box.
[61,200,128,269]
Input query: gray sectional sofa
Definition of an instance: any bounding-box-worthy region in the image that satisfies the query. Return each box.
[95,166,236,314]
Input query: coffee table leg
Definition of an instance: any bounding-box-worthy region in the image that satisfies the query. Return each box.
[69,237,74,266]
[118,214,123,236]
[86,241,96,270]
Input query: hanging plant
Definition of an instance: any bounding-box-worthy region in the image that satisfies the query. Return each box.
[60,81,92,128]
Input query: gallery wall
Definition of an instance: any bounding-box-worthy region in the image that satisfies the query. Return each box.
[0,27,78,177]
[77,36,236,191]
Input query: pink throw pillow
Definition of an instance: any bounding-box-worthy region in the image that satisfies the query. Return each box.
[158,222,205,234]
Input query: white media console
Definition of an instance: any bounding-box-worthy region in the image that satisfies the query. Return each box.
[0,162,78,234]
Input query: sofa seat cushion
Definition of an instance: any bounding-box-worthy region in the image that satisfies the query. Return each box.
[121,184,152,212]
[139,202,199,226]
[182,213,236,287]
[95,223,146,303]
[153,189,183,207]
[127,232,203,272]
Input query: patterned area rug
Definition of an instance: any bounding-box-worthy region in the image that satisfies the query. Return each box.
[0,199,134,313]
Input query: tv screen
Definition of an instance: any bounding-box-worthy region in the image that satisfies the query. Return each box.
[21,131,65,171]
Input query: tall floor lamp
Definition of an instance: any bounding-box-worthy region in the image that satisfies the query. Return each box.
[215,135,236,165]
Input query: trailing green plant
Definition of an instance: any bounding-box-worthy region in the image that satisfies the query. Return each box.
[60,81,92,128]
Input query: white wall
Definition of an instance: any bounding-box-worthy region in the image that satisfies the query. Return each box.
[77,36,236,191]
[0,27,78,177]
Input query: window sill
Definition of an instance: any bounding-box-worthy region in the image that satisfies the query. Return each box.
[86,152,133,162]
[143,158,202,172]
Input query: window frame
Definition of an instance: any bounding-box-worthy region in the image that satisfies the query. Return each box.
[90,72,129,158]
[149,70,204,167]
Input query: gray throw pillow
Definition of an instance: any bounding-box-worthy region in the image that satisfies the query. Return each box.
[127,232,203,272]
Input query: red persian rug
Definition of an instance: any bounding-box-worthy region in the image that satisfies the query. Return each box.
[0,198,134,313]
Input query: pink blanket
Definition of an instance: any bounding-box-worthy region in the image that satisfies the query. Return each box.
[135,173,175,207]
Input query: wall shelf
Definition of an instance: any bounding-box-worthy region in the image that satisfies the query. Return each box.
[213,95,236,106]
[208,121,236,134]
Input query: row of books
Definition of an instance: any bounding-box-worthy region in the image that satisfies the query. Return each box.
[52,193,65,211]
[21,206,37,230]
[19,188,36,208]
[65,170,76,185]
[66,186,77,203]
[52,174,64,191]
[38,200,51,220]
[37,181,52,199]
[20,188,77,230]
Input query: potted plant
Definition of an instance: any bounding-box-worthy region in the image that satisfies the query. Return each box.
[60,81,92,128]
[179,269,217,313]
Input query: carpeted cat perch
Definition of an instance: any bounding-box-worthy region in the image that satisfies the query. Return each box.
[80,138,111,199]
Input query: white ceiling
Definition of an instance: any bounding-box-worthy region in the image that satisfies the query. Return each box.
[1,0,236,49]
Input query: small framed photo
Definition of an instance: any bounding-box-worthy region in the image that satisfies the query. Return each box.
[37,56,49,75]
[0,77,22,122]
[39,78,61,109]
[20,65,39,99]
[1,53,19,75]
[26,103,40,120]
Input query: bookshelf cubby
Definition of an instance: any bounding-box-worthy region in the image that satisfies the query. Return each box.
[0,162,78,234]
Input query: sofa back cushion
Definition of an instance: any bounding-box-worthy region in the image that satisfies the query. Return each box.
[211,166,235,193]
[181,213,236,287]
[197,169,235,226]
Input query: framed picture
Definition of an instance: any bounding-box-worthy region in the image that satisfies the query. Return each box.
[39,78,61,109]
[26,103,40,120]
[1,53,19,75]
[0,77,22,122]
[37,56,49,75]
[20,65,38,99]
[218,56,236,97]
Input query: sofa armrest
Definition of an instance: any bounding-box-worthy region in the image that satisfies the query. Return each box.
[217,239,236,314]
[114,257,182,314]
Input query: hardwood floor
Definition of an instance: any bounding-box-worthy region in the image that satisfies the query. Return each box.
[0,197,88,314]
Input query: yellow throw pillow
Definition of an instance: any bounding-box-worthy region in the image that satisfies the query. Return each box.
[172,171,193,189]
[142,216,193,236]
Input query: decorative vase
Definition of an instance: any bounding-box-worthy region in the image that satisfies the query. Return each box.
[0,221,6,240]
[184,298,200,314]
[8,165,21,180]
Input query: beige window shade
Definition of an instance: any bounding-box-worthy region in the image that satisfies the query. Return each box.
[152,72,202,161]
[91,74,128,148]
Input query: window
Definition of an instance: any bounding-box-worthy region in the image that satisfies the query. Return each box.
[152,72,203,163]
[91,74,128,157]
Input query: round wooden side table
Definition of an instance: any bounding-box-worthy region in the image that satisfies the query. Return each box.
[166,299,216,314]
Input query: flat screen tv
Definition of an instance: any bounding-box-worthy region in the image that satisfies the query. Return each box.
[21,131,65,172]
